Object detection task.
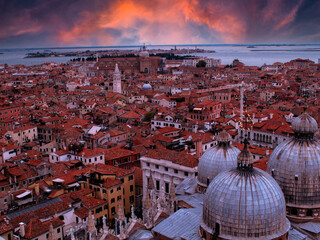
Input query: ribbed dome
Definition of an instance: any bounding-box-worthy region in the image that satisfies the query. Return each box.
[291,112,318,135]
[237,139,254,167]
[267,136,320,208]
[197,131,240,188]
[202,167,290,239]
[216,130,232,143]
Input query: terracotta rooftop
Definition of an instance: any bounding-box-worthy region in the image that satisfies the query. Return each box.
[80,196,106,210]
[144,149,198,168]
[92,163,134,178]
[24,217,64,239]
[103,147,139,161]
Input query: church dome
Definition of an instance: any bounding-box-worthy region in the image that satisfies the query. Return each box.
[267,113,320,218]
[201,140,290,239]
[197,130,240,191]
[291,112,318,135]
[142,83,152,91]
[139,51,149,58]
[139,45,149,58]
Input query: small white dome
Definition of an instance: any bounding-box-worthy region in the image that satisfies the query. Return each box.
[142,83,152,90]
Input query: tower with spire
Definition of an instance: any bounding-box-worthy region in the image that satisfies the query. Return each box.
[113,64,122,94]
[87,210,97,240]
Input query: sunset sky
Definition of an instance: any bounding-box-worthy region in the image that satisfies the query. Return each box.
[1,0,320,48]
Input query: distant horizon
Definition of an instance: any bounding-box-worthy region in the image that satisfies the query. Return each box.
[2,42,320,51]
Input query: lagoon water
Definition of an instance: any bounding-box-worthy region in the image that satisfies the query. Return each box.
[0,44,319,67]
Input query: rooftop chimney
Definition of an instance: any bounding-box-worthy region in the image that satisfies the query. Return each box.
[20,222,25,237]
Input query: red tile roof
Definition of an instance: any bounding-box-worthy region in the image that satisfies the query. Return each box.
[77,148,104,158]
[24,217,64,239]
[120,111,141,119]
[80,196,106,210]
[0,216,14,235]
[103,147,139,161]
[92,163,134,178]
[74,207,89,219]
[145,149,198,168]
[9,200,70,228]
[58,188,94,204]
[102,178,122,188]
[157,126,180,134]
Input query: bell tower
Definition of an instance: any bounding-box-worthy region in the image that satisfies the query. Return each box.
[113,64,122,94]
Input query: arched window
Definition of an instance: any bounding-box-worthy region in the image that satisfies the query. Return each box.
[215,222,220,236]
[291,208,298,216]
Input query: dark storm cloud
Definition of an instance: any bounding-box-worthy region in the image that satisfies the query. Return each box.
[0,0,320,48]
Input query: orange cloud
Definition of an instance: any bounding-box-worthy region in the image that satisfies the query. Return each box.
[57,0,247,46]
[3,0,314,48]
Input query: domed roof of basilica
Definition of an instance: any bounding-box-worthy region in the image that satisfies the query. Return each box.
[139,45,149,58]
[201,139,290,239]
[291,112,318,134]
[197,130,240,188]
[267,112,320,209]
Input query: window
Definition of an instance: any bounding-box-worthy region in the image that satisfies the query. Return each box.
[96,207,102,214]
[184,172,189,177]
[165,167,168,171]
[174,169,178,174]
[117,196,121,201]
[110,189,113,194]
[165,182,169,193]
[128,175,133,181]
[111,198,115,203]
[111,207,115,214]
[57,228,60,233]
[155,164,159,169]
[103,190,106,194]
[156,180,160,190]
[130,185,134,192]
[130,195,134,203]
[117,186,121,191]
[104,205,108,210]
[146,163,150,167]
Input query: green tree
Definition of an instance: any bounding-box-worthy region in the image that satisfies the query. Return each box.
[144,112,156,122]
[196,60,206,68]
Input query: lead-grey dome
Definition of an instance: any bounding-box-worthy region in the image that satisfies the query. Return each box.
[197,130,240,188]
[201,140,290,239]
[201,168,290,239]
[291,112,318,134]
[267,113,320,210]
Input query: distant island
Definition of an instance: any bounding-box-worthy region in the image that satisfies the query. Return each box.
[25,51,78,58]
[24,48,215,59]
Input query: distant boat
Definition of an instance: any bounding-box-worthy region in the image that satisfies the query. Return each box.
[247,46,255,48]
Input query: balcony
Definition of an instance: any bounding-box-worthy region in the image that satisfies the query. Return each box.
[89,178,104,186]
